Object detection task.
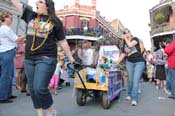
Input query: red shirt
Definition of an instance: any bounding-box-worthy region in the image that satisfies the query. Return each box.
[164,40,175,68]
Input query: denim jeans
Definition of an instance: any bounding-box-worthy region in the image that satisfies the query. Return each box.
[24,56,57,109]
[169,68,175,96]
[0,49,16,100]
[166,68,171,91]
[126,60,145,101]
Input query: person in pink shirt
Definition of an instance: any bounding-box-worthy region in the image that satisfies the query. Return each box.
[49,62,61,95]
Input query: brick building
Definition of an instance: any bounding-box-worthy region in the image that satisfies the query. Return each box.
[56,0,123,49]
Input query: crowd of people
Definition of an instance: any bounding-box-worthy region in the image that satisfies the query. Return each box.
[116,28,175,108]
[0,0,175,116]
[144,38,175,98]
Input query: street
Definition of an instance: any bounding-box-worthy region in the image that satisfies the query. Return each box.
[0,79,174,116]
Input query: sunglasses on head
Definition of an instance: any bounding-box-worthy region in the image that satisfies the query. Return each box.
[123,30,130,34]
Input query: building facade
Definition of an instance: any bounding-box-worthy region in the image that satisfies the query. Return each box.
[110,19,125,37]
[56,0,123,49]
[149,0,175,50]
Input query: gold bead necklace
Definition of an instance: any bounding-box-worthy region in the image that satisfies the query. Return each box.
[30,15,52,51]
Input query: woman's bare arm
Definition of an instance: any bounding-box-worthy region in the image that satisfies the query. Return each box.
[15,35,26,43]
[59,39,75,64]
[117,53,126,64]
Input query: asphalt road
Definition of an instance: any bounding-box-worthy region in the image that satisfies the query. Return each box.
[0,79,174,116]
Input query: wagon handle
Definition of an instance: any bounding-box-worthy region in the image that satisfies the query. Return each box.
[67,62,83,71]
[67,62,87,90]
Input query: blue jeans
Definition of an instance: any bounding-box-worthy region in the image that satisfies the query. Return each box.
[169,68,175,96]
[24,56,57,109]
[126,60,145,101]
[166,68,171,91]
[0,49,16,100]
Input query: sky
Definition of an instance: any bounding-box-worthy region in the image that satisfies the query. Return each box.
[29,0,161,50]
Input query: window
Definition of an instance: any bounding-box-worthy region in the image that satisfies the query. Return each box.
[81,20,89,31]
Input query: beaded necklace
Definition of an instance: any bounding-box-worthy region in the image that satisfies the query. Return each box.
[30,15,52,51]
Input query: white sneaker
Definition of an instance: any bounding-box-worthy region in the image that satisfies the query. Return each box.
[138,89,141,94]
[164,88,171,95]
[131,101,137,106]
[47,110,57,116]
[156,85,159,90]
[125,96,131,101]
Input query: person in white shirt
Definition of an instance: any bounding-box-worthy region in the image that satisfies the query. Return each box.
[0,11,25,104]
[82,41,93,66]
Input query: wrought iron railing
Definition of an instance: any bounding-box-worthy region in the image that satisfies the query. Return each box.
[65,28,102,37]
[150,22,171,35]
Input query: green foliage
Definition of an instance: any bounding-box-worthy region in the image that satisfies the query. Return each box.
[154,12,165,23]
[83,31,95,36]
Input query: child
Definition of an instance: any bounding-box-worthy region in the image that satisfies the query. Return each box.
[60,62,70,87]
[49,63,61,95]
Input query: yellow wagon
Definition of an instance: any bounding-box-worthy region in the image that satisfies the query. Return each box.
[71,45,122,109]
[73,65,123,109]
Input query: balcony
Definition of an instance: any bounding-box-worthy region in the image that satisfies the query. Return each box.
[65,28,97,37]
[150,22,170,35]
[149,2,175,36]
[65,27,119,41]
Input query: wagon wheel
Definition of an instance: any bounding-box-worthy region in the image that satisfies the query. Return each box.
[101,91,111,109]
[77,89,86,106]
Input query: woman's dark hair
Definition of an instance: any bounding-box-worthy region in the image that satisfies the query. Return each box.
[146,50,151,53]
[94,40,101,51]
[45,0,58,26]
[159,42,165,49]
[0,11,12,22]
[164,38,173,44]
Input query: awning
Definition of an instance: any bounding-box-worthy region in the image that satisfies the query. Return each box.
[151,30,175,38]
[150,1,173,13]
[66,35,100,41]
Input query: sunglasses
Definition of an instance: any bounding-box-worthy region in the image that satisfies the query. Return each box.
[123,30,130,34]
